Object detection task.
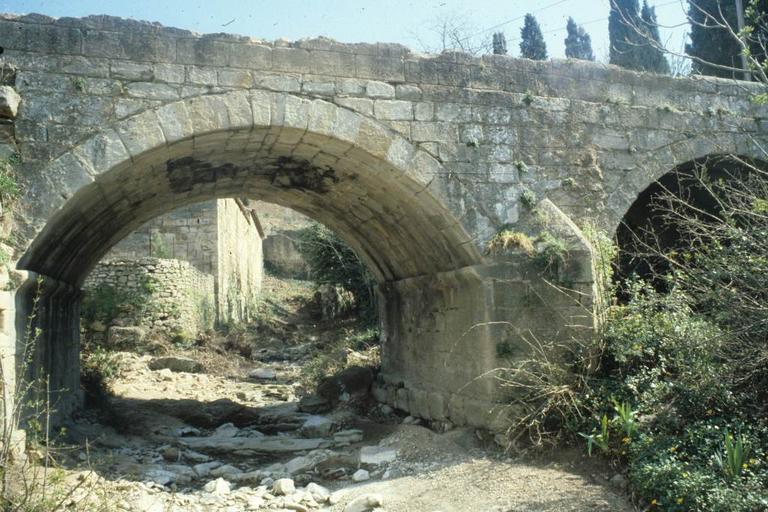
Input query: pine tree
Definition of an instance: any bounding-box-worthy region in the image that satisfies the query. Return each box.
[609,0,644,69]
[640,1,670,73]
[492,32,508,55]
[519,14,548,60]
[564,17,595,60]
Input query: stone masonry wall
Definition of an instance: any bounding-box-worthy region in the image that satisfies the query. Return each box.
[84,257,215,336]
[106,200,218,275]
[104,198,263,325]
[256,202,311,278]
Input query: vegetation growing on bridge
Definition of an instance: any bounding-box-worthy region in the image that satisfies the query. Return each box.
[499,165,768,511]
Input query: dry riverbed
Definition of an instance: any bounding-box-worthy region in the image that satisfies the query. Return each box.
[45,348,635,512]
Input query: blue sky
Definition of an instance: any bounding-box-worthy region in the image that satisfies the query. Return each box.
[2,0,690,62]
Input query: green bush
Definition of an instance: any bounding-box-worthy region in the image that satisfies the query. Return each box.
[296,223,376,314]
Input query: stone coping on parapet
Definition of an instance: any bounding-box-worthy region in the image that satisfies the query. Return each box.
[0,11,764,101]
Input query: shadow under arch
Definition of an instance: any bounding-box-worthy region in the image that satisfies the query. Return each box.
[615,153,767,289]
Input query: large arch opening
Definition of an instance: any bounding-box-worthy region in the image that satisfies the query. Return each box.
[13,91,509,436]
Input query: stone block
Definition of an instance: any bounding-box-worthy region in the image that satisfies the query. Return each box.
[228,43,271,69]
[374,99,412,120]
[365,80,395,99]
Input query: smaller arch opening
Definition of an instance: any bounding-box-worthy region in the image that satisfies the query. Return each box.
[615,154,767,294]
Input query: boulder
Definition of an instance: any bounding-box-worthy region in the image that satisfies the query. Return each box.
[248,367,277,380]
[351,468,370,482]
[298,394,332,414]
[344,494,383,512]
[317,366,374,405]
[203,477,231,495]
[272,478,296,495]
[305,482,331,503]
[299,415,334,438]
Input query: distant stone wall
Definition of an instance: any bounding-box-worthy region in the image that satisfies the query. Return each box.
[84,257,215,336]
[106,201,219,275]
[255,202,311,278]
[105,198,263,325]
[216,199,263,324]
[263,231,309,277]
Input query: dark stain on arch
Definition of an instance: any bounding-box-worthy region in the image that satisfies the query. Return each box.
[166,156,243,193]
[271,156,339,193]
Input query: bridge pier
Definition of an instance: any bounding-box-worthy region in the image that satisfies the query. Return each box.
[375,201,596,429]
[1,274,82,432]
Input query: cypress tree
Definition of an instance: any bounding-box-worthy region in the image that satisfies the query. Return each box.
[686,0,768,78]
[519,13,548,60]
[564,17,595,60]
[609,0,644,69]
[493,32,508,55]
[640,1,670,72]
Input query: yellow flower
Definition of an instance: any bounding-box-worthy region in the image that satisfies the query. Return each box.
[622,437,631,444]
[669,446,678,452]
[682,471,689,478]
[749,458,758,465]
[676,498,684,505]
[651,499,658,506]
[742,463,749,470]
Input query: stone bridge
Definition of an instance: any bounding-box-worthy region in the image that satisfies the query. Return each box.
[1,13,766,431]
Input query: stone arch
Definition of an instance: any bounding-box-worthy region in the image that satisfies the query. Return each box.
[614,153,767,285]
[18,89,482,286]
[13,89,506,428]
[605,133,766,236]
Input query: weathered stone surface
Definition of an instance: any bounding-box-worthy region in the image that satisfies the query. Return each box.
[8,12,768,435]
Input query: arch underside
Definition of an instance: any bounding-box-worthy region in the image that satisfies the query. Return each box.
[20,126,481,287]
[616,154,766,283]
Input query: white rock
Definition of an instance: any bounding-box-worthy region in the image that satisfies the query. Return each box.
[359,446,397,465]
[203,477,231,495]
[272,478,295,495]
[211,423,239,438]
[249,368,277,380]
[344,494,384,512]
[0,86,21,119]
[156,368,174,381]
[143,468,177,486]
[299,415,334,438]
[210,464,243,479]
[305,482,330,502]
[285,455,313,474]
[193,461,222,477]
[352,469,370,482]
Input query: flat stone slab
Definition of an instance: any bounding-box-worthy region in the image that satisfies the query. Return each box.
[180,435,331,454]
